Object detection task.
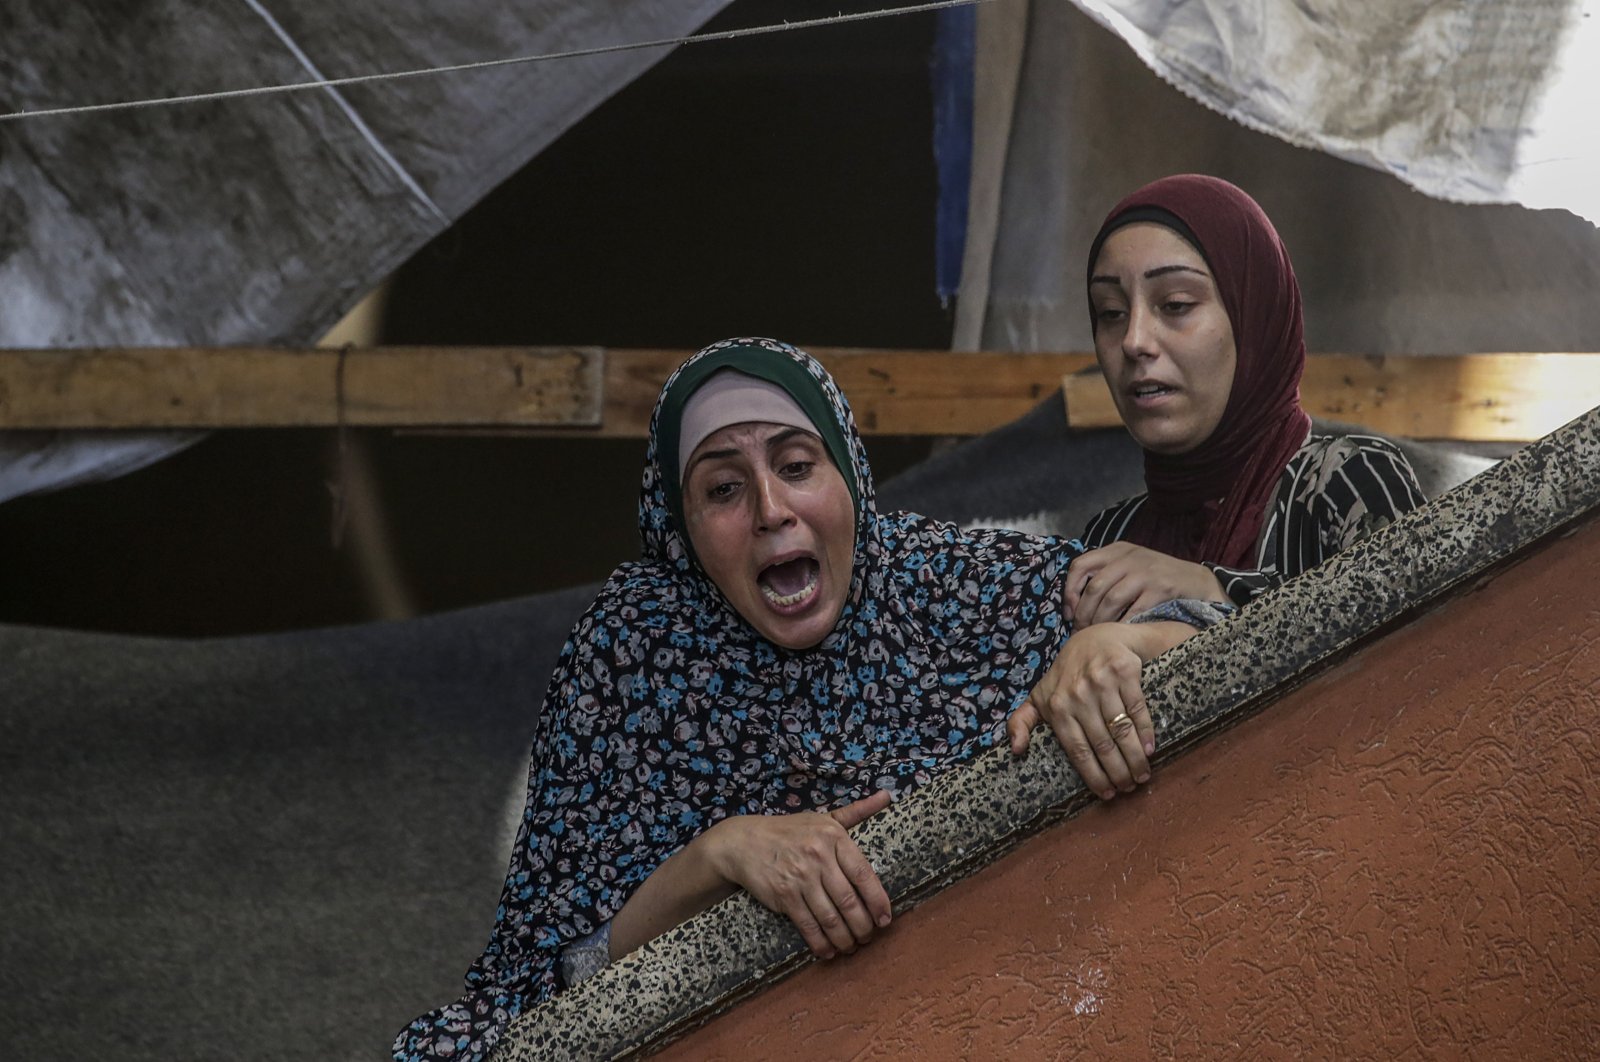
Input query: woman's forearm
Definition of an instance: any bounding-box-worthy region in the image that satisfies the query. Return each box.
[607,823,738,960]
[1129,619,1201,658]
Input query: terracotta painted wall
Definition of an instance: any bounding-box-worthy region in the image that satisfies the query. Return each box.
[655,513,1600,1059]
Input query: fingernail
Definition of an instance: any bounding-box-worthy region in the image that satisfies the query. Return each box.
[1144,738,1155,755]
[1101,789,1115,801]
[1136,772,1150,784]
[877,914,892,928]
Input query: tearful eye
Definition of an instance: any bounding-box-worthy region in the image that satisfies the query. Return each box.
[780,460,815,479]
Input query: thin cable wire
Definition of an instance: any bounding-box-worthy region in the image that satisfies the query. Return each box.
[0,0,990,123]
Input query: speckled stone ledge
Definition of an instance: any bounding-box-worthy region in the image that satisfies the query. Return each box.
[498,405,1600,1061]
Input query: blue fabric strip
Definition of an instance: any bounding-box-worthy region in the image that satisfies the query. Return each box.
[931,5,975,304]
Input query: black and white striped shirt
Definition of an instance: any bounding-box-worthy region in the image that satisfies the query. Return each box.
[1081,434,1427,606]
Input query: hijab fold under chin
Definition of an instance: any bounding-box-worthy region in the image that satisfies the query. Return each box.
[1086,174,1312,569]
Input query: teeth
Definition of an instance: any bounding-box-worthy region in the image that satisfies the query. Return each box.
[760,569,818,607]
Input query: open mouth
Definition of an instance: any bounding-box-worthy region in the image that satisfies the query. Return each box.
[758,556,820,609]
[1129,381,1178,404]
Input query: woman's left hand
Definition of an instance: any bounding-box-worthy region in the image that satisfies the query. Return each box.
[1005,620,1196,800]
[1066,542,1227,627]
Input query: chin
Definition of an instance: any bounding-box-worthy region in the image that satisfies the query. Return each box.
[1128,421,1202,456]
[1136,436,1195,456]
[762,600,846,651]
[765,619,830,651]
[770,633,822,651]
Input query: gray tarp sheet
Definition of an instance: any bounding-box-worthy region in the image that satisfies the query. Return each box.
[0,0,729,501]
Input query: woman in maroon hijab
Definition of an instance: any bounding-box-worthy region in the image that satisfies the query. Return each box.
[1008,175,1424,785]
[1063,174,1424,627]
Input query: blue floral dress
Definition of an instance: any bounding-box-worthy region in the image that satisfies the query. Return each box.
[394,339,1083,1060]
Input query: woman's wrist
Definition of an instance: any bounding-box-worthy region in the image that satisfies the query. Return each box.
[690,816,736,885]
[608,818,742,960]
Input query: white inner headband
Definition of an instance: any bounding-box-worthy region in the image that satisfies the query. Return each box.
[677,370,817,480]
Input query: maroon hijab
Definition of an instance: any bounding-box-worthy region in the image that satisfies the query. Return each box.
[1085,174,1311,570]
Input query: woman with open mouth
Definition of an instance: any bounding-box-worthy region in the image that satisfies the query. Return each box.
[395,337,1224,1061]
[1063,174,1426,627]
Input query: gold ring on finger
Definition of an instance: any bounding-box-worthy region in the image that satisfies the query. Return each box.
[1107,712,1133,733]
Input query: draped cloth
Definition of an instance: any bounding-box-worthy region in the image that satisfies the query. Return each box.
[1087,175,1313,570]
[393,338,1082,1060]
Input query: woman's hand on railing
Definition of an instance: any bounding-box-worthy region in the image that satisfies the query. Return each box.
[1066,542,1228,626]
[702,791,893,959]
[1006,620,1196,800]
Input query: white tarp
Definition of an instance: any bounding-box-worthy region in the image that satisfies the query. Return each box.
[1075,0,1600,222]
[956,0,1600,354]
[0,0,730,502]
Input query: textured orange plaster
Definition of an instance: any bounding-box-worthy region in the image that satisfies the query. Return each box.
[656,513,1600,1059]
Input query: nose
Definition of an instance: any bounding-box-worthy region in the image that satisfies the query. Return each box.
[1121,302,1157,360]
[752,470,796,532]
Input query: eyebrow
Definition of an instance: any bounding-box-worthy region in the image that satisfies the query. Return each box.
[684,427,818,479]
[684,447,739,479]
[764,427,814,450]
[1145,264,1210,280]
[1090,263,1211,286]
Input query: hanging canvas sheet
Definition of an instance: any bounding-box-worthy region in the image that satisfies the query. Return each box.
[1075,0,1600,221]
[0,0,730,501]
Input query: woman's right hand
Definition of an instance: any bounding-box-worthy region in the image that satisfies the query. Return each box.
[1066,542,1228,626]
[1006,620,1196,798]
[702,791,893,959]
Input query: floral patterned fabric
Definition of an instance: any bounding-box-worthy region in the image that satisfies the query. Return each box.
[393,339,1082,1060]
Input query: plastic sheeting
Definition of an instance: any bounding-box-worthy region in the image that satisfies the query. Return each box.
[954,0,1600,354]
[1075,0,1600,222]
[0,0,730,501]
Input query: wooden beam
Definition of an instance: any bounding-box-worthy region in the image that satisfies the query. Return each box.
[1063,353,1600,442]
[591,349,1095,437]
[0,346,1094,435]
[0,346,603,429]
[2,346,1597,440]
